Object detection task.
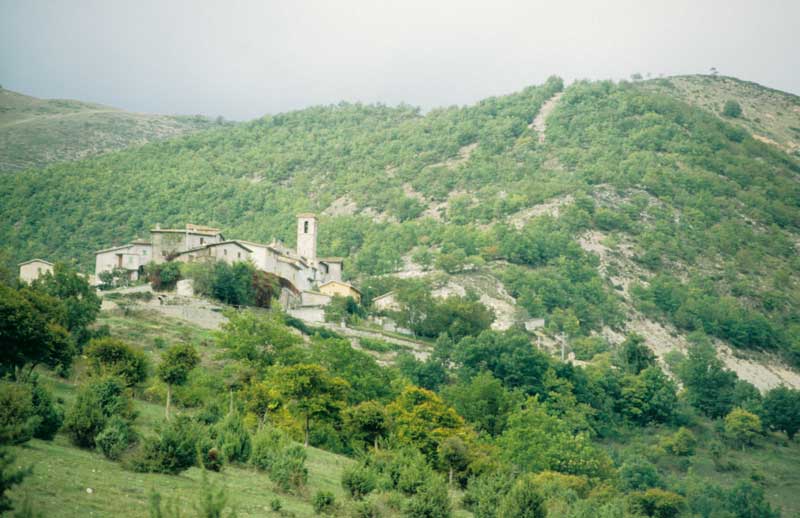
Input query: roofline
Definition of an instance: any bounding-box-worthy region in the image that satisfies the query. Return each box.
[150,228,222,237]
[18,259,54,267]
[318,257,344,263]
[372,290,396,301]
[296,212,318,219]
[95,244,135,254]
[320,280,362,295]
[206,240,254,252]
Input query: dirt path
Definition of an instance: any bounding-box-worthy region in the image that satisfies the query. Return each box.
[530,92,563,142]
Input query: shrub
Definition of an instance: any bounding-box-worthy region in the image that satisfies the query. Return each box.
[724,408,761,449]
[722,100,742,118]
[619,458,662,491]
[342,464,377,500]
[0,381,39,445]
[126,415,202,474]
[404,477,452,518]
[351,498,382,518]
[497,475,546,518]
[312,490,337,514]
[213,413,251,463]
[628,488,685,518]
[269,498,283,512]
[29,381,62,441]
[661,427,697,456]
[84,337,149,387]
[250,428,307,492]
[63,376,135,449]
[95,415,138,460]
[463,471,514,518]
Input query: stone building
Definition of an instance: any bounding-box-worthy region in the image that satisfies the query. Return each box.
[18,259,53,283]
[93,214,351,308]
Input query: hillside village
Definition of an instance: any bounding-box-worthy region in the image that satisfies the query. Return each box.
[21,214,362,316]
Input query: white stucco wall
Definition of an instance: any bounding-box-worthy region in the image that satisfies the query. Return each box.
[19,261,53,283]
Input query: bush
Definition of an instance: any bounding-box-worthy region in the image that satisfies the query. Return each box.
[661,427,697,456]
[63,376,135,449]
[29,381,62,441]
[463,471,514,518]
[404,477,452,518]
[213,413,251,463]
[628,488,685,518]
[722,100,742,118]
[0,382,39,445]
[497,475,546,518]
[724,408,761,449]
[95,415,138,460]
[250,428,307,492]
[619,458,662,491]
[342,464,377,500]
[312,490,337,514]
[84,338,149,387]
[126,415,202,474]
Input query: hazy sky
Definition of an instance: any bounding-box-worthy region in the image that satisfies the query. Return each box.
[1,0,798,120]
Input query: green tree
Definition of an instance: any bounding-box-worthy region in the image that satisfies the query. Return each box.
[724,408,761,449]
[273,364,349,447]
[678,338,737,418]
[0,284,73,378]
[32,263,100,346]
[617,333,655,375]
[761,386,800,440]
[499,397,614,479]
[344,401,388,451]
[214,309,299,367]
[85,337,149,386]
[497,475,547,518]
[388,386,469,461]
[438,436,469,487]
[244,381,282,430]
[157,344,200,420]
[442,371,519,437]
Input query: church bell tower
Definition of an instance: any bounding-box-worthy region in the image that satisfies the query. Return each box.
[296,213,318,263]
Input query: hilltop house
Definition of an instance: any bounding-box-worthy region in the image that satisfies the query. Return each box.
[93,215,357,309]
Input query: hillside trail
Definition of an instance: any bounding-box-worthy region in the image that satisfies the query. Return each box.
[529,91,564,142]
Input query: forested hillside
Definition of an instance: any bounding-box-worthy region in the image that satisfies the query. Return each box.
[1,75,798,370]
[2,74,800,517]
[0,87,226,172]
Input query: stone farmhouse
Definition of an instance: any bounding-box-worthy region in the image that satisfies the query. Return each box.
[93,214,357,309]
[18,259,53,284]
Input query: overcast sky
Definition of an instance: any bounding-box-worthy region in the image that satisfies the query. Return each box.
[1,0,798,120]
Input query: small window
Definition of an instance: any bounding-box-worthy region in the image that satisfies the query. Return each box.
[238,252,242,259]
[200,238,205,245]
[224,249,228,256]
[142,249,147,256]
[304,221,309,233]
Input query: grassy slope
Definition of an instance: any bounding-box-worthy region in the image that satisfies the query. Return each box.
[0,88,223,172]
[6,309,356,518]
[642,75,800,157]
[9,308,800,516]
